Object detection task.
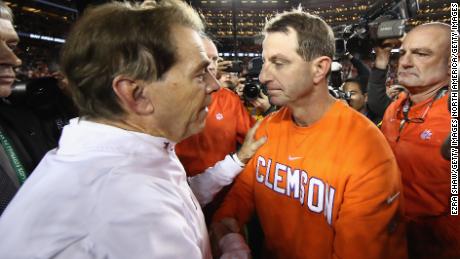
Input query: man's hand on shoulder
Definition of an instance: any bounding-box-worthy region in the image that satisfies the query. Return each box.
[236,120,267,164]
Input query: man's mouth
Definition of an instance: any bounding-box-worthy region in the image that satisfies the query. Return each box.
[398,71,417,77]
[0,75,15,84]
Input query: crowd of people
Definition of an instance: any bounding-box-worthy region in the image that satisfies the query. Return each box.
[0,0,456,258]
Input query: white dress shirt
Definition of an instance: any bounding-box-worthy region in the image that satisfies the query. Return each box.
[0,119,242,259]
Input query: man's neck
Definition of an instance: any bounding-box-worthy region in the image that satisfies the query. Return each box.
[409,81,448,104]
[288,87,335,127]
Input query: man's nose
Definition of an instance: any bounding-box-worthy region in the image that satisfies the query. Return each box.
[398,53,412,69]
[0,42,22,67]
[204,69,220,94]
[207,61,217,78]
[259,63,271,84]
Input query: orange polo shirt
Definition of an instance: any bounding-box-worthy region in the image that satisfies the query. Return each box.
[215,101,407,259]
[381,93,459,258]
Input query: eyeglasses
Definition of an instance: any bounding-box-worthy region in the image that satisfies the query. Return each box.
[394,87,448,142]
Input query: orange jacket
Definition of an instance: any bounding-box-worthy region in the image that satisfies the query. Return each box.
[214,101,407,259]
[176,88,254,176]
[381,93,459,258]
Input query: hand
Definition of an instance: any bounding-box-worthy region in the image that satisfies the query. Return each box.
[210,218,241,257]
[374,39,401,70]
[217,59,233,79]
[235,78,246,98]
[249,92,271,113]
[387,85,406,100]
[236,120,267,164]
[219,233,252,259]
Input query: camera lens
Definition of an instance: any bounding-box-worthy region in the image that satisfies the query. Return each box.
[243,83,260,100]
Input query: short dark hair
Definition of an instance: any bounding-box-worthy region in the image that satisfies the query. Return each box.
[343,78,367,94]
[264,9,335,61]
[60,0,204,120]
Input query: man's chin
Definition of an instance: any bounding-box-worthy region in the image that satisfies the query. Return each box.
[269,96,286,107]
[183,119,206,139]
[398,81,417,89]
[0,85,13,98]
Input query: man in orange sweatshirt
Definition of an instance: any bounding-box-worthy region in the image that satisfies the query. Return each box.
[211,9,408,259]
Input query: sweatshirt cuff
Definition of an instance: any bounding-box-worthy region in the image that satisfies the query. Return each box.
[211,154,244,184]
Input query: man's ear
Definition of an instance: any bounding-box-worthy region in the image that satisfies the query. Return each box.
[311,56,332,84]
[112,75,154,115]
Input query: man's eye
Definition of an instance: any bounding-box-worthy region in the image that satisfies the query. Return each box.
[197,73,205,81]
[7,43,17,51]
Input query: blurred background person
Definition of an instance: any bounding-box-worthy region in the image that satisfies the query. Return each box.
[342,78,380,123]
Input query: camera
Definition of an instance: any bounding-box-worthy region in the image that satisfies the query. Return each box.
[243,78,267,101]
[334,0,419,59]
[242,57,267,101]
[328,86,352,103]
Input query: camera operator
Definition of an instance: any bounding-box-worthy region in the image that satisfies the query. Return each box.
[373,22,457,258]
[344,52,371,90]
[367,38,403,118]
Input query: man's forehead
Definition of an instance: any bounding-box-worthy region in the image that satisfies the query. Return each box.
[202,38,218,59]
[0,18,17,37]
[403,27,449,49]
[262,29,299,59]
[343,82,360,90]
[172,26,206,58]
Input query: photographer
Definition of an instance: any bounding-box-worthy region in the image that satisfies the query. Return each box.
[342,78,381,124]
[237,57,278,120]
